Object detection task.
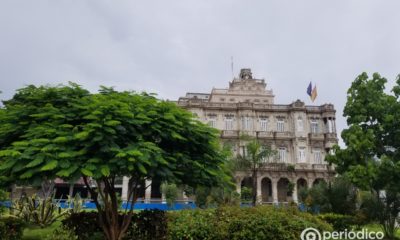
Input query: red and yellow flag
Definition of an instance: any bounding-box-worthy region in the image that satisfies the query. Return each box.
[311,85,317,102]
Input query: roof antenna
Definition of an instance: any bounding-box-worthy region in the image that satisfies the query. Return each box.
[231,56,234,79]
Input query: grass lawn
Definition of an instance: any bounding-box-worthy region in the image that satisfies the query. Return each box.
[22,221,61,240]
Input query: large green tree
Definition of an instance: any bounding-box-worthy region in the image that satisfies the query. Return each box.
[327,73,400,239]
[0,84,231,240]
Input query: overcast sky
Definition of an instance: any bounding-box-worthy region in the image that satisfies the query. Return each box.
[1,1,399,145]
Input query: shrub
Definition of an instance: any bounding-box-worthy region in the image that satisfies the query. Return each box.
[45,226,78,240]
[161,183,178,208]
[0,216,25,240]
[63,210,167,240]
[167,209,220,240]
[13,195,67,227]
[240,187,252,203]
[62,211,103,240]
[167,205,332,240]
[318,213,355,231]
[125,209,167,240]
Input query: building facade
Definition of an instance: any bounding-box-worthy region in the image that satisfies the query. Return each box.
[177,68,338,203]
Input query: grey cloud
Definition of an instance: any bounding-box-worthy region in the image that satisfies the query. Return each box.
[1,0,400,145]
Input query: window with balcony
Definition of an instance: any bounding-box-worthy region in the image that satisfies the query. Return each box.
[277,119,285,132]
[260,117,268,131]
[278,147,286,163]
[313,149,322,164]
[224,115,234,130]
[310,119,319,133]
[241,116,252,130]
[297,118,304,132]
[298,147,306,163]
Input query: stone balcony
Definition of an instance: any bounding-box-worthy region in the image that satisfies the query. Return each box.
[259,162,333,172]
[308,133,325,141]
[256,131,274,139]
[221,130,239,138]
[274,131,293,139]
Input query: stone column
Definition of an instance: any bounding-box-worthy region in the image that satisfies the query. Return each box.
[144,179,152,203]
[121,176,129,201]
[292,181,298,203]
[257,177,262,204]
[272,178,278,204]
[182,190,188,204]
[308,179,314,189]
[161,193,166,204]
[236,178,242,194]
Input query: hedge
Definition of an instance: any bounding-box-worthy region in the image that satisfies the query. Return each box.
[0,216,25,240]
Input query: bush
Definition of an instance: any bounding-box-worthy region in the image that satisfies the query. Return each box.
[62,211,103,240]
[167,209,219,240]
[0,216,25,240]
[167,205,332,240]
[318,213,355,231]
[63,210,167,240]
[125,209,167,240]
[161,183,178,208]
[45,226,78,240]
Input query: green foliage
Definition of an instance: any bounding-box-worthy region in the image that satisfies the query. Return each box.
[326,73,400,239]
[0,216,25,240]
[240,186,252,203]
[45,226,78,240]
[299,177,358,215]
[0,83,232,240]
[167,206,332,240]
[161,183,178,207]
[318,213,355,231]
[12,195,67,228]
[126,209,167,240]
[0,189,8,215]
[62,210,167,240]
[194,185,240,209]
[234,138,277,205]
[65,194,84,215]
[62,211,103,240]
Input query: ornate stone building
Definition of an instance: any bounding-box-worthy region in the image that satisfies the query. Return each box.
[177,68,337,203]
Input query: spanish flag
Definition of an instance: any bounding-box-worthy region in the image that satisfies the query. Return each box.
[311,85,317,102]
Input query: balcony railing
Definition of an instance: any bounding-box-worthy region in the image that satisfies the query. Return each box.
[256,131,274,138]
[221,130,239,138]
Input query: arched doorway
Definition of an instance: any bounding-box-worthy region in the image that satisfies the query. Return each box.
[297,178,308,201]
[241,177,253,202]
[277,178,291,202]
[261,177,272,203]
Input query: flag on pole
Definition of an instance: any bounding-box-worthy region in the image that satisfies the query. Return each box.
[311,85,317,102]
[307,82,312,97]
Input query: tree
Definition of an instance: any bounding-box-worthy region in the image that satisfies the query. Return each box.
[0,84,231,240]
[234,138,276,206]
[327,73,400,239]
[298,177,358,214]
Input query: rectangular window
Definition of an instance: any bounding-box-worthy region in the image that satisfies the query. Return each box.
[225,116,234,130]
[260,118,268,131]
[310,119,319,133]
[278,147,286,163]
[208,116,217,128]
[277,119,285,132]
[314,149,322,164]
[297,118,304,132]
[298,147,306,163]
[241,116,252,130]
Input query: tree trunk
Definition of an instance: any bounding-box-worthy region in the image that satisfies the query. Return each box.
[83,177,136,240]
[252,169,258,206]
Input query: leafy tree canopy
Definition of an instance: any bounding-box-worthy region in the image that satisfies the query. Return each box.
[326,73,400,238]
[0,83,229,187]
[0,83,231,240]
